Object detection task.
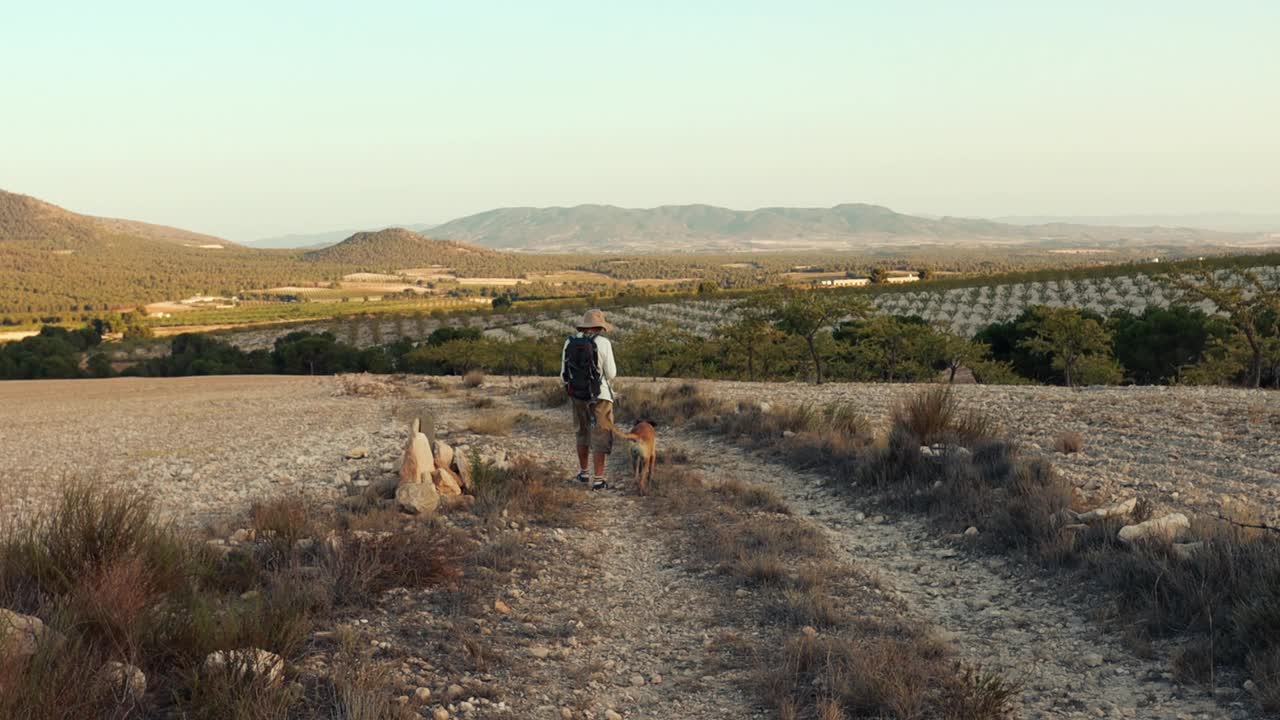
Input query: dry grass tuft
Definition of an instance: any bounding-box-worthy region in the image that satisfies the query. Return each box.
[335,373,396,398]
[471,457,590,528]
[535,379,570,408]
[462,369,486,388]
[620,382,724,426]
[466,410,527,436]
[891,386,997,447]
[1053,431,1085,454]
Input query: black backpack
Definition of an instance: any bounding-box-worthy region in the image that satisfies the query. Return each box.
[563,335,601,401]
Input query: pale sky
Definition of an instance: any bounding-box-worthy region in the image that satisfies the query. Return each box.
[2,1,1278,241]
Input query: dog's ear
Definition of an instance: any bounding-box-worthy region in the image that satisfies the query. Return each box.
[643,418,659,430]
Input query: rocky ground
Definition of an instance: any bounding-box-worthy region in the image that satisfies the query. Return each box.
[1,375,1275,718]
[608,378,1280,528]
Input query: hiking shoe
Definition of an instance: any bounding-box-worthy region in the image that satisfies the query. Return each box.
[574,470,590,484]
[591,478,608,491]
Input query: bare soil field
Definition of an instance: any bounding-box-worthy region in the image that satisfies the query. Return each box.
[0,375,1274,718]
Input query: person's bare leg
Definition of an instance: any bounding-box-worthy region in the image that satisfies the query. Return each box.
[592,452,607,478]
[577,445,589,473]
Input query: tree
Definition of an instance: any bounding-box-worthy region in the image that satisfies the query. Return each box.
[1165,269,1280,388]
[1018,306,1115,387]
[931,330,990,383]
[835,315,934,382]
[1107,306,1230,384]
[754,289,871,384]
[718,304,776,381]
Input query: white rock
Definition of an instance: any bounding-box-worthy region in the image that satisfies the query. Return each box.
[396,481,440,515]
[399,430,434,486]
[1118,513,1190,544]
[0,609,47,662]
[99,661,147,699]
[1171,542,1205,561]
[433,467,464,497]
[203,648,284,686]
[345,447,369,459]
[434,440,455,470]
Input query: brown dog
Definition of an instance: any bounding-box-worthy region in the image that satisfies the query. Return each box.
[622,420,657,495]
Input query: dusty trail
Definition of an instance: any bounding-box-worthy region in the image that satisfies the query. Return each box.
[640,430,1243,720]
[504,381,1244,719]
[446,394,765,719]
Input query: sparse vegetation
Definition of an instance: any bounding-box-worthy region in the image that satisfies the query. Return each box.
[643,444,1018,719]
[1053,431,1085,454]
[0,483,472,718]
[465,410,526,436]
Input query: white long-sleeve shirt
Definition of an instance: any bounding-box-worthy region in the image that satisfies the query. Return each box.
[560,333,617,402]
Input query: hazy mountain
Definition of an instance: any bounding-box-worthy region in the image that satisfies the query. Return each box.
[303,228,494,269]
[996,213,1280,234]
[426,203,1259,253]
[0,189,238,250]
[248,223,436,250]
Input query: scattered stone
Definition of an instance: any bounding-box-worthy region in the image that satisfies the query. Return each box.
[1083,652,1105,668]
[434,440,455,470]
[1118,513,1190,544]
[433,708,450,720]
[964,526,979,537]
[561,708,574,720]
[494,599,512,614]
[801,625,818,638]
[345,446,369,459]
[399,426,435,485]
[396,481,440,515]
[446,684,466,700]
[96,661,146,699]
[629,673,645,687]
[0,609,52,665]
[529,645,551,659]
[1078,497,1137,522]
[650,673,663,685]
[203,648,284,686]
[604,710,623,720]
[433,467,464,497]
[454,449,473,489]
[415,687,432,703]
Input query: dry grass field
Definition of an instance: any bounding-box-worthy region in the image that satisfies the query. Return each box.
[1,375,1276,718]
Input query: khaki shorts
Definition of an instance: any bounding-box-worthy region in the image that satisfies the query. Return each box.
[572,399,614,455]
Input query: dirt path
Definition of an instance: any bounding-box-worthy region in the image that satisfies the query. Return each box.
[410,387,764,719]
[502,388,1244,719]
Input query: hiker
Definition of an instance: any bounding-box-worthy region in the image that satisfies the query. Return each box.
[561,308,617,490]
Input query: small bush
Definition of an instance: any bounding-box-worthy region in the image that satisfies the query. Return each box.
[1053,431,1085,454]
[328,525,469,605]
[462,369,485,388]
[250,497,311,558]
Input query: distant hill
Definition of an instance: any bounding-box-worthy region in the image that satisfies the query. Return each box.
[248,223,436,249]
[0,190,237,250]
[427,203,1260,253]
[0,189,312,316]
[303,228,496,269]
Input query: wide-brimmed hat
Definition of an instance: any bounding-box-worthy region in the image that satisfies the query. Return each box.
[575,308,613,332]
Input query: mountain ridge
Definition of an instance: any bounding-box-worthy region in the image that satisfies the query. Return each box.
[424,203,1258,253]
